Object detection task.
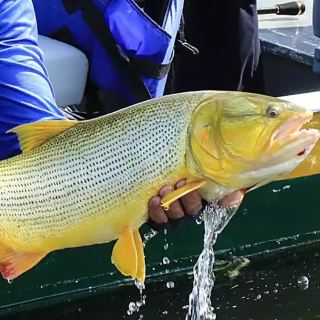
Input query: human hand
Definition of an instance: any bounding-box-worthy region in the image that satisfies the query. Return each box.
[148,180,203,224]
[148,179,245,227]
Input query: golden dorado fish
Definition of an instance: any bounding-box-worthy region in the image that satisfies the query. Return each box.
[0,91,318,283]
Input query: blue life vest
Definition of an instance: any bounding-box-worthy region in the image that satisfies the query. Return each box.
[0,0,68,161]
[32,0,185,109]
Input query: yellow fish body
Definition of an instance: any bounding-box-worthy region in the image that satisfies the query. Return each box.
[0,91,318,282]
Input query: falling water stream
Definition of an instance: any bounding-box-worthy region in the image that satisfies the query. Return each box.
[185,202,239,320]
[127,202,239,319]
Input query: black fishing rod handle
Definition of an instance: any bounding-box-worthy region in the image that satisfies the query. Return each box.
[258,1,305,15]
[276,1,305,15]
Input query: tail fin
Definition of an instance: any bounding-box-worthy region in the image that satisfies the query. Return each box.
[0,242,47,280]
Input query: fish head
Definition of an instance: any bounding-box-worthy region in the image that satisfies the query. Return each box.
[189,91,320,192]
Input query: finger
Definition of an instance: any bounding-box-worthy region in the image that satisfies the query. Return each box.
[148,196,168,224]
[177,180,203,216]
[160,185,185,220]
[218,190,245,208]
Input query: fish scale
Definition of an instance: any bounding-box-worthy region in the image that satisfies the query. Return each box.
[0,92,207,252]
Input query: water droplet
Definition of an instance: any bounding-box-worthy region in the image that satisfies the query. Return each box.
[166,281,175,289]
[164,243,169,250]
[163,257,170,265]
[273,289,278,293]
[162,311,168,315]
[127,302,138,315]
[136,300,143,308]
[143,230,158,246]
[196,212,204,224]
[135,279,145,291]
[256,294,261,300]
[297,276,309,290]
[7,279,13,284]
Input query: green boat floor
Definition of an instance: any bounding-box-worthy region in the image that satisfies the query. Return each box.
[2,243,320,320]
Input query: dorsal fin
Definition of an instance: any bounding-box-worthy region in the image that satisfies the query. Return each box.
[7,120,79,153]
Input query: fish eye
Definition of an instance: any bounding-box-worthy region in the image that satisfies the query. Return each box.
[266,105,279,118]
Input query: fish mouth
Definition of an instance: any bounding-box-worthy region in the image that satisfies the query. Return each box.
[272,114,318,158]
[273,114,312,141]
[246,115,319,193]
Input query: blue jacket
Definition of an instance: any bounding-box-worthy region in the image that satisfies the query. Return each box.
[0,0,67,161]
[33,0,183,106]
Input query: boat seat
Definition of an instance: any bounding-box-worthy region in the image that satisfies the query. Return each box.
[37,35,89,108]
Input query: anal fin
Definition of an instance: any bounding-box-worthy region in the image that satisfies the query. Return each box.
[0,242,47,280]
[111,226,146,283]
[161,180,207,210]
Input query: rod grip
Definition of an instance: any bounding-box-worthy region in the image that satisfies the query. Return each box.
[275,1,305,15]
[258,1,305,15]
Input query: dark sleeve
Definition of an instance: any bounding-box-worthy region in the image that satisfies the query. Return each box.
[175,0,264,93]
[0,0,67,161]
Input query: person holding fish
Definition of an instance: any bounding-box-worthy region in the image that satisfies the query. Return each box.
[0,0,245,229]
[0,0,316,284]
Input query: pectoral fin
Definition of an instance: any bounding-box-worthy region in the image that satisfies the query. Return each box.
[161,180,207,210]
[0,242,47,280]
[111,226,146,283]
[133,229,145,283]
